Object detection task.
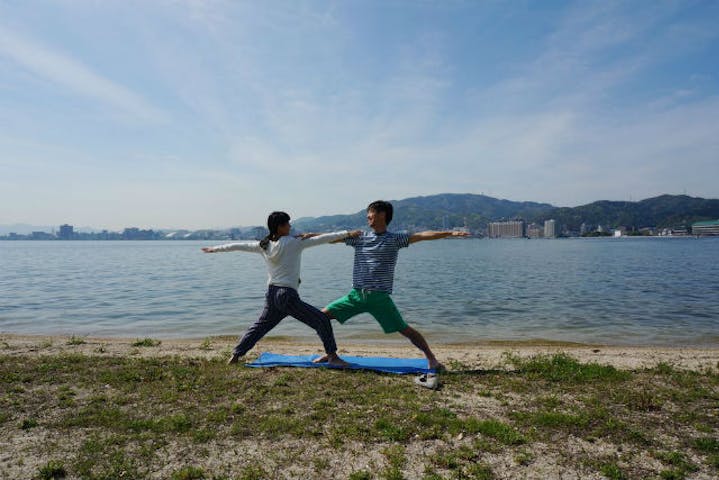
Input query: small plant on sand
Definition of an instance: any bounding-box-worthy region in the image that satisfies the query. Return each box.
[466,462,494,480]
[600,462,626,480]
[349,470,373,480]
[237,464,269,480]
[199,338,212,350]
[514,450,534,466]
[37,460,66,479]
[21,418,38,430]
[66,336,86,346]
[171,466,206,480]
[132,338,161,347]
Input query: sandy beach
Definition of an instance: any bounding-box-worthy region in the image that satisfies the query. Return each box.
[3,333,719,370]
[2,334,719,479]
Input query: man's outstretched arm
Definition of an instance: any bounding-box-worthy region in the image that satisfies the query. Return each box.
[409,230,470,244]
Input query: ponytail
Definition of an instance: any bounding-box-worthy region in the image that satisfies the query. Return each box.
[260,211,291,250]
[259,232,279,250]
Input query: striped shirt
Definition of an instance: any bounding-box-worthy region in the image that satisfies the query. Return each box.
[345,231,410,293]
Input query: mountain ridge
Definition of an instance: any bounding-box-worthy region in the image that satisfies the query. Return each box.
[293,193,719,232]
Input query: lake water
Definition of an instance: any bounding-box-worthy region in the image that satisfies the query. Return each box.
[1,238,718,346]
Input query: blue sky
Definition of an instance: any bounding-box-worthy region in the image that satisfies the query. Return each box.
[1,1,717,229]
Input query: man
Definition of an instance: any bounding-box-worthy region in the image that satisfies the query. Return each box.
[315,200,470,370]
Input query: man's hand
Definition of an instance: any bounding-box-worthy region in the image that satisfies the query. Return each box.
[201,247,215,253]
[409,230,471,244]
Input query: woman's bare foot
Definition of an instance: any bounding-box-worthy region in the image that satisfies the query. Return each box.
[313,353,349,368]
[227,353,240,365]
[313,354,329,364]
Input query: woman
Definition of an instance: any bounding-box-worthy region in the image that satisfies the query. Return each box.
[202,211,359,366]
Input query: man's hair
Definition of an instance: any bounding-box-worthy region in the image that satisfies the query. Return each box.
[367,200,393,225]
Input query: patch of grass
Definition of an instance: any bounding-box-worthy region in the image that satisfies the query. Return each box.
[515,410,590,430]
[66,336,86,346]
[382,444,406,477]
[599,462,626,480]
[2,352,718,478]
[375,417,410,442]
[37,460,66,479]
[466,462,494,479]
[349,471,373,480]
[199,338,212,350]
[693,437,719,453]
[611,387,663,411]
[655,451,699,479]
[73,436,140,479]
[171,466,206,480]
[237,465,269,480]
[464,418,526,445]
[509,352,631,383]
[132,338,161,347]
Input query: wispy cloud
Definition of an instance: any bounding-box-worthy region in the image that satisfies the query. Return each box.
[0,1,717,227]
[0,26,168,123]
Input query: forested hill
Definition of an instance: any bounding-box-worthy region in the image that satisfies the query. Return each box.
[532,195,719,230]
[293,193,719,231]
[293,194,554,231]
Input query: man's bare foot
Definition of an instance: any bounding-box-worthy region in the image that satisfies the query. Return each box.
[429,360,446,372]
[327,355,350,368]
[228,353,240,365]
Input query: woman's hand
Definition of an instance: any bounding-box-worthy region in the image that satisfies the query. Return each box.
[348,230,362,238]
[296,233,320,240]
[201,247,215,253]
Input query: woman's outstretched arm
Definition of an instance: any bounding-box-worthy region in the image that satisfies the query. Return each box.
[201,241,263,253]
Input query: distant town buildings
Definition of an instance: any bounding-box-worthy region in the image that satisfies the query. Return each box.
[544,219,556,238]
[526,224,543,239]
[58,224,74,240]
[692,220,719,236]
[488,220,525,238]
[3,217,719,240]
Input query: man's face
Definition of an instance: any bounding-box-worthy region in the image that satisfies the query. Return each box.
[367,209,386,231]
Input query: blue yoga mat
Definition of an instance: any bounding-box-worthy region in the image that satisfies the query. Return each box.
[247,352,433,374]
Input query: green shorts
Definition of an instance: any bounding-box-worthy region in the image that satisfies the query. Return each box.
[325,289,408,334]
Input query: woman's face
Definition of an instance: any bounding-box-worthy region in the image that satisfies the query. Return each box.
[277,222,291,236]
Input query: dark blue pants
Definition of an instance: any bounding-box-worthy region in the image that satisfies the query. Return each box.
[233,285,338,357]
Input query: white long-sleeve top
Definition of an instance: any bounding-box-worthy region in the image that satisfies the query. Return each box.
[207,231,349,290]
